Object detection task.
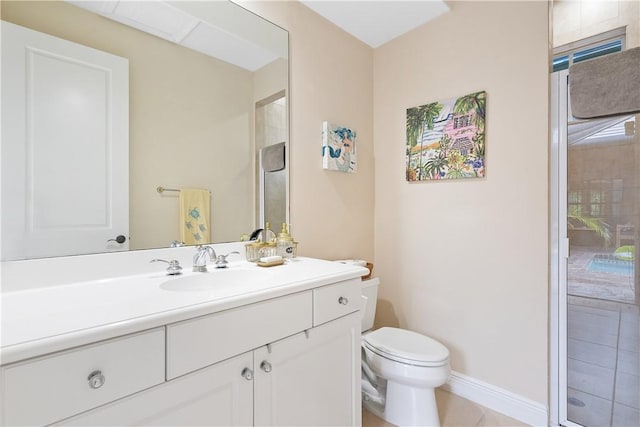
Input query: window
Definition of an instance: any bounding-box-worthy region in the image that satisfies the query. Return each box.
[569,180,626,221]
[568,191,582,217]
[553,27,625,72]
[589,189,605,217]
[453,115,472,129]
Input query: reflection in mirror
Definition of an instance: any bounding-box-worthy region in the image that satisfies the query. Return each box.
[256,91,287,229]
[0,0,288,261]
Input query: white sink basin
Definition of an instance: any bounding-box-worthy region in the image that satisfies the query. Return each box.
[160,269,264,292]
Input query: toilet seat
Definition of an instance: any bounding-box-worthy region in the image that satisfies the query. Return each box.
[363,327,449,367]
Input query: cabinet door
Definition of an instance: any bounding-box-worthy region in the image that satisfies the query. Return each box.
[254,313,361,426]
[61,352,254,426]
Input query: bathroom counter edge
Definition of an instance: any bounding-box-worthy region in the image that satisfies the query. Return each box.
[0,257,368,364]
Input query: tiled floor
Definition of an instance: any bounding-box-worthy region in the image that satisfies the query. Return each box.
[362,388,528,427]
[567,296,640,426]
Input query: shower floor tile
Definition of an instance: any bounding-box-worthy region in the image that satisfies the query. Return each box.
[613,403,640,427]
[568,296,639,427]
[567,388,612,427]
[568,358,615,399]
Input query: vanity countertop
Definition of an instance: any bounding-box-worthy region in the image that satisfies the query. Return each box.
[0,257,368,364]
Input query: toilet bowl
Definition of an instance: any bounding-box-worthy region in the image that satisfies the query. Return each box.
[361,278,450,427]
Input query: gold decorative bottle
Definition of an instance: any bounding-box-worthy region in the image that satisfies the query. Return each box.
[276,223,295,258]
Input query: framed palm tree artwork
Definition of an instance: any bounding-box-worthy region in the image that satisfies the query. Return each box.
[406,91,486,181]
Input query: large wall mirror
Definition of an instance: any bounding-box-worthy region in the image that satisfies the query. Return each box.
[1,0,289,261]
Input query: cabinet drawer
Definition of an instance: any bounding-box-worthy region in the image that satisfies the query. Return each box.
[313,279,361,326]
[167,291,312,379]
[1,328,165,426]
[60,352,254,427]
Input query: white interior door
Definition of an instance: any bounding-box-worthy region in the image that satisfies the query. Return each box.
[1,21,129,260]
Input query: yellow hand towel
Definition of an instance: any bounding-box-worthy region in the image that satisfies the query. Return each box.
[179,188,211,245]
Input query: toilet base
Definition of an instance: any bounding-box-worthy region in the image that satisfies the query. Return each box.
[384,381,440,427]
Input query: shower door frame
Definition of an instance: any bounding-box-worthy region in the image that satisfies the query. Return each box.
[550,69,579,427]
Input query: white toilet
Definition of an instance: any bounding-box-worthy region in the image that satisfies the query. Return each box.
[361,278,450,427]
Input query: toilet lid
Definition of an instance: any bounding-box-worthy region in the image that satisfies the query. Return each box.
[363,327,449,366]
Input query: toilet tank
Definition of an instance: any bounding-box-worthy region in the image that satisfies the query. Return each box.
[361,277,379,332]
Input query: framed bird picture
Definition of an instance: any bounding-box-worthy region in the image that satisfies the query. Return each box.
[322,121,357,173]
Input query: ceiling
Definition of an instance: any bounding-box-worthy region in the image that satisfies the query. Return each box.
[67,0,287,71]
[300,0,450,48]
[66,0,449,69]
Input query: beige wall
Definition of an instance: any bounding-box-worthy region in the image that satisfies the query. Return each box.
[373,1,549,405]
[239,1,375,261]
[254,58,288,104]
[554,0,640,48]
[246,0,548,405]
[2,1,255,249]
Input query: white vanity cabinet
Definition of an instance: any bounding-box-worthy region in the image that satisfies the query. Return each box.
[1,328,166,426]
[63,313,361,427]
[1,276,363,426]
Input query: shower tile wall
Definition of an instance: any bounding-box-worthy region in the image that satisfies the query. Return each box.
[256,96,287,227]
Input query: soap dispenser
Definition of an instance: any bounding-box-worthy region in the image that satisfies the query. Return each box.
[260,222,277,258]
[263,222,277,243]
[276,223,295,258]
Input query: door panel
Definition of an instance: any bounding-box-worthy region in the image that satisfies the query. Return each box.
[1,21,129,260]
[254,313,361,427]
[553,69,640,427]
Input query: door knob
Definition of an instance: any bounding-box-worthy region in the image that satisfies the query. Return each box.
[241,367,253,381]
[87,370,105,389]
[260,361,272,373]
[108,235,127,244]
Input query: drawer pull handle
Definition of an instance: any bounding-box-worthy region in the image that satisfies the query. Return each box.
[87,370,105,389]
[260,361,272,373]
[338,296,349,305]
[241,367,254,381]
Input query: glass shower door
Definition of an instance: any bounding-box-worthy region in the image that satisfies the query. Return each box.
[565,112,639,427]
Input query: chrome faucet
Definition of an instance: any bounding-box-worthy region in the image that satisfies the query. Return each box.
[193,245,216,272]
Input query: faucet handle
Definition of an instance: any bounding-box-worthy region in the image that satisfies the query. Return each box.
[215,251,240,268]
[151,259,183,275]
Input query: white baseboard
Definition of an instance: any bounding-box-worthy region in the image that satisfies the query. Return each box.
[442,370,548,426]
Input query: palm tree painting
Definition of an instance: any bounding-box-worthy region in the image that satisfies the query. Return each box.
[406,91,486,181]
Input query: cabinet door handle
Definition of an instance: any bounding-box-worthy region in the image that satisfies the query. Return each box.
[87,370,106,389]
[338,296,349,305]
[241,367,254,381]
[260,361,272,373]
